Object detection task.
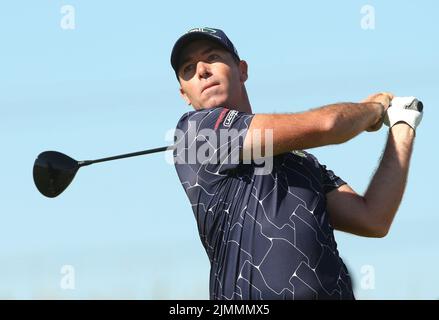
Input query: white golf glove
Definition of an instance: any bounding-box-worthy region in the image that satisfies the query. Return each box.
[384,96,423,131]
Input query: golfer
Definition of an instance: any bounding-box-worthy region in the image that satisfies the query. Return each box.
[171,27,422,299]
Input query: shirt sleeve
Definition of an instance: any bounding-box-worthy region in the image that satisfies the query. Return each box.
[319,163,347,194]
[301,151,347,194]
[173,106,254,180]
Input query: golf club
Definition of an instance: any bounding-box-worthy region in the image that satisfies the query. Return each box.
[398,98,423,112]
[33,145,174,198]
[33,99,423,198]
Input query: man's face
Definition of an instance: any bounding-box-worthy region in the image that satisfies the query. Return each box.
[177,39,248,110]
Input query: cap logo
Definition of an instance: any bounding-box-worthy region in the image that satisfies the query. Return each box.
[187,27,217,34]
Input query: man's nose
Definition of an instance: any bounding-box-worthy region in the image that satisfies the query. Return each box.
[196,61,211,79]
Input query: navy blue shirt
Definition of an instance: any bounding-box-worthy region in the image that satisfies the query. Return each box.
[173,106,354,300]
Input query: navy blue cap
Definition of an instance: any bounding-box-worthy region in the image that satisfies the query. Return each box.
[170,27,240,76]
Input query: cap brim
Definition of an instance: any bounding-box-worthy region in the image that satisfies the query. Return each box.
[170,32,232,75]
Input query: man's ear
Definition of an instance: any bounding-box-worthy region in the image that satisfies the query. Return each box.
[239,60,248,83]
[179,87,192,105]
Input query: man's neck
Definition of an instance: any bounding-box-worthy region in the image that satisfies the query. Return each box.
[234,86,252,114]
[232,104,252,114]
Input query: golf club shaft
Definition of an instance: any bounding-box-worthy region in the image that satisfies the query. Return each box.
[78,145,174,167]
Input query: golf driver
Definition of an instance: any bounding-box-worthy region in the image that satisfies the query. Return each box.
[395,97,423,112]
[33,146,173,198]
[33,98,423,198]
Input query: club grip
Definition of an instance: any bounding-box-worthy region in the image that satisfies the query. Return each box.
[407,99,423,112]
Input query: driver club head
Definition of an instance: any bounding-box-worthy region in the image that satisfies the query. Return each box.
[33,151,80,198]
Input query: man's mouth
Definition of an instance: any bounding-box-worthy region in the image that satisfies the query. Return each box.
[201,82,219,94]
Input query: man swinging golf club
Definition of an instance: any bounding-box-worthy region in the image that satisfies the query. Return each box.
[171,27,423,300]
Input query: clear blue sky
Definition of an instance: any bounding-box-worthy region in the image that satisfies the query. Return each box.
[1,0,438,299]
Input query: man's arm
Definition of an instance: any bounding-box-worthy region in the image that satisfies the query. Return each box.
[243,101,384,157]
[326,123,416,237]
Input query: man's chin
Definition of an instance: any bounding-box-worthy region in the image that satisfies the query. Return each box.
[202,97,228,109]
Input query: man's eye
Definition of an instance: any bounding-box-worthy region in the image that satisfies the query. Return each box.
[183,64,195,74]
[207,54,220,62]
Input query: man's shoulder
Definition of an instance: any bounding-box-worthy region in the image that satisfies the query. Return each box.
[287,150,319,162]
[174,108,218,138]
[176,107,222,123]
[278,150,324,173]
